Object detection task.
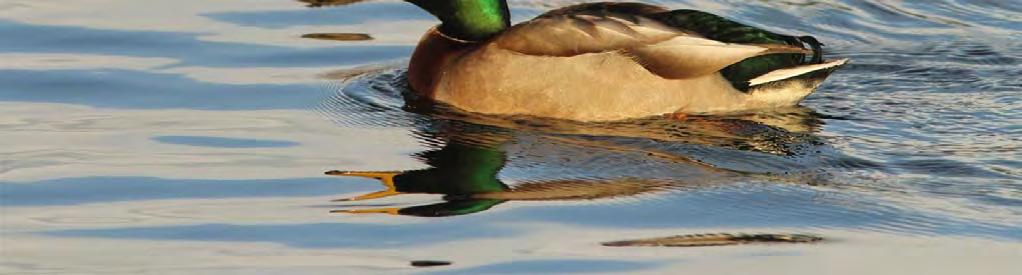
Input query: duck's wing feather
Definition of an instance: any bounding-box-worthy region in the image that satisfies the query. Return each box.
[538,2,670,18]
[492,14,677,57]
[492,7,808,79]
[648,9,826,89]
[626,36,809,79]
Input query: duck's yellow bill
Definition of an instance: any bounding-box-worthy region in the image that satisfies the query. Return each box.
[330,207,401,215]
[325,170,403,201]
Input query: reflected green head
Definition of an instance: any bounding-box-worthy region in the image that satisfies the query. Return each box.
[405,0,511,41]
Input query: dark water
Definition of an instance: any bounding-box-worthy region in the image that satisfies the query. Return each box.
[1,0,1020,274]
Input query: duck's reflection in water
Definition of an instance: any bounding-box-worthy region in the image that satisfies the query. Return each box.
[325,92,829,217]
[327,141,675,217]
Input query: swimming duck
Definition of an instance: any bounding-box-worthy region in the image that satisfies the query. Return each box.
[404,1,847,121]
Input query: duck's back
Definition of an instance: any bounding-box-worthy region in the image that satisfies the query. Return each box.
[536,2,829,91]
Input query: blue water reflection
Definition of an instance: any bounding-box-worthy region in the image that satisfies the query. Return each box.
[46,221,517,249]
[153,136,300,148]
[206,3,541,28]
[0,69,321,109]
[2,0,1021,273]
[0,177,369,206]
[428,259,661,274]
[206,2,431,28]
[0,20,413,68]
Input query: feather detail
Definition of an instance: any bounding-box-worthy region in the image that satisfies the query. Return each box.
[493,15,676,57]
[749,58,848,86]
[492,9,811,80]
[627,36,810,79]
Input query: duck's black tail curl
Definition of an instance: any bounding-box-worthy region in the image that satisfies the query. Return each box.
[798,35,825,64]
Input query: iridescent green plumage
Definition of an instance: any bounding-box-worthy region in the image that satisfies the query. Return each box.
[330,141,511,217]
[406,0,511,41]
[397,142,508,195]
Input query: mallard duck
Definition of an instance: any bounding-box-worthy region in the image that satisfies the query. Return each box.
[404,1,847,121]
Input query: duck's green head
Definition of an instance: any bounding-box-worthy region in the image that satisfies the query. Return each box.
[405,0,510,41]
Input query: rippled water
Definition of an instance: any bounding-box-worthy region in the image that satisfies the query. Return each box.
[1,0,1020,274]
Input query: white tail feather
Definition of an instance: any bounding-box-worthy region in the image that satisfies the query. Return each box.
[749,58,849,86]
[746,58,849,107]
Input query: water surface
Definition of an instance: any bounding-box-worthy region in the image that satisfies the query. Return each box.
[1,0,1020,274]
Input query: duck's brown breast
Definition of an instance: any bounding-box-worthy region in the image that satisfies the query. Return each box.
[407,27,478,98]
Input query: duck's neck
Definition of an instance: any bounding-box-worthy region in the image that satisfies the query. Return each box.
[407,0,510,41]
